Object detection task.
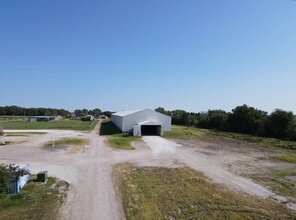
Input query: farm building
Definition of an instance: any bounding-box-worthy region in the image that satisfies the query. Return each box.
[111,109,171,136]
[28,116,56,122]
[81,115,94,121]
[99,115,108,120]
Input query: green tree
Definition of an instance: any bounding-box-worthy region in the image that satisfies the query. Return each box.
[198,110,229,130]
[171,110,190,125]
[265,109,296,140]
[155,107,171,116]
[228,105,267,135]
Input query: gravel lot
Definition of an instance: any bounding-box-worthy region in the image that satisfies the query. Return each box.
[0,126,295,219]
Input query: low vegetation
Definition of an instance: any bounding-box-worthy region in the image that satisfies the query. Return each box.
[0,120,95,131]
[44,138,87,147]
[250,169,296,201]
[0,176,69,220]
[209,130,296,150]
[165,126,296,150]
[272,154,296,163]
[115,164,295,220]
[107,134,139,150]
[163,126,208,139]
[44,138,88,153]
[4,132,46,136]
[100,121,139,150]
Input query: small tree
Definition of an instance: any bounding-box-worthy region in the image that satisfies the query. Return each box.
[0,164,30,201]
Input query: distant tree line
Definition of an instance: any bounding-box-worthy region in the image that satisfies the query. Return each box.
[155,105,296,141]
[74,108,113,117]
[0,106,70,117]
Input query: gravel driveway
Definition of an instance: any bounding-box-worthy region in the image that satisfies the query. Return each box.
[1,127,295,219]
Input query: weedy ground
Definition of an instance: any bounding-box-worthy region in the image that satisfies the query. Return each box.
[114,164,296,220]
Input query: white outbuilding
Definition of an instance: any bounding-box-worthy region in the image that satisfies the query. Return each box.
[111,109,171,136]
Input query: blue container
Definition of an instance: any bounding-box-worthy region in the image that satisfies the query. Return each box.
[8,163,30,194]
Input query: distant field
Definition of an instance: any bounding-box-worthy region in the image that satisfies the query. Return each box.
[164,126,296,150]
[0,116,27,122]
[0,120,97,131]
[164,126,296,164]
[115,165,295,220]
[163,126,209,139]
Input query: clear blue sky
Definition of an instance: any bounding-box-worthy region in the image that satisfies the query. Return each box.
[0,0,295,113]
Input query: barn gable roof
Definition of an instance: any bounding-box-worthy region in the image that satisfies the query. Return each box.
[112,109,145,117]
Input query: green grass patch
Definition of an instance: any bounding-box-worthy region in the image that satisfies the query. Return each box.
[272,154,296,163]
[100,120,121,135]
[44,138,88,147]
[0,176,69,220]
[163,126,209,139]
[115,165,295,220]
[210,130,296,150]
[5,132,46,136]
[107,134,139,150]
[250,169,296,201]
[0,120,94,131]
[89,120,98,131]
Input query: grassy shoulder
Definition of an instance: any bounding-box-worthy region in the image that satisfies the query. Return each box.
[5,132,46,136]
[44,138,88,147]
[250,169,296,201]
[0,120,95,131]
[163,126,209,139]
[100,120,139,150]
[107,134,139,150]
[114,164,295,220]
[0,176,69,220]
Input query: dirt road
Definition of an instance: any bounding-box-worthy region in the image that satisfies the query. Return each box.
[61,124,124,220]
[0,127,125,220]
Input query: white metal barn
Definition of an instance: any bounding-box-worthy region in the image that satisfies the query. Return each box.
[111,109,171,136]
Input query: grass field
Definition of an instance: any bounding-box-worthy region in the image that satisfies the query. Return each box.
[0,176,69,220]
[107,134,139,150]
[115,164,295,220]
[163,126,209,139]
[0,120,96,131]
[100,121,139,150]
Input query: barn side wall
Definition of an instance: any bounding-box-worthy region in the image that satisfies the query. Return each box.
[111,115,123,131]
[121,109,171,133]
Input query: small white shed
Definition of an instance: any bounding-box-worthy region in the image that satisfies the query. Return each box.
[111,109,171,136]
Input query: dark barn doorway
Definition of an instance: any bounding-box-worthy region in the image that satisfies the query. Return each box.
[141,125,161,136]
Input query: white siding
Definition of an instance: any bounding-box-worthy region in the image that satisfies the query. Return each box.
[111,114,123,130]
[111,109,171,135]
